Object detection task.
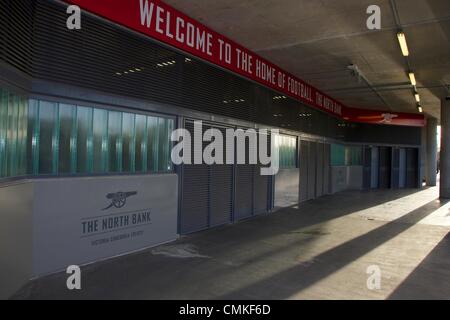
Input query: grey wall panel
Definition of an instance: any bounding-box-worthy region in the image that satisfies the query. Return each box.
[399,148,407,188]
[323,143,331,195]
[299,140,309,202]
[315,143,324,197]
[210,164,233,227]
[0,182,33,299]
[275,168,299,207]
[331,166,347,193]
[308,141,317,200]
[348,166,363,190]
[330,166,363,192]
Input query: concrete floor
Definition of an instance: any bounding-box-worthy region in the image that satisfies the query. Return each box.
[13,186,450,300]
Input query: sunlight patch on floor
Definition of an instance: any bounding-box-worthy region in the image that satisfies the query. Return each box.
[355,187,440,223]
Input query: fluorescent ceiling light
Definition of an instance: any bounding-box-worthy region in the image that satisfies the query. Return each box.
[397,32,409,56]
[418,106,423,113]
[415,93,420,102]
[408,72,416,86]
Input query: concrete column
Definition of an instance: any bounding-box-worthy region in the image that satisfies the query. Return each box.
[426,117,437,186]
[440,98,450,198]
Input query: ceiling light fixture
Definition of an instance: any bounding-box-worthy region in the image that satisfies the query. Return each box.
[408,72,416,86]
[414,93,420,102]
[418,106,423,113]
[397,32,409,56]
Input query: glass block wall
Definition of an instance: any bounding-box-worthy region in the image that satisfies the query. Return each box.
[331,143,362,166]
[0,87,174,179]
[0,88,29,178]
[275,134,298,169]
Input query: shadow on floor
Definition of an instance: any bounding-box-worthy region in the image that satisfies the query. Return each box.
[217,197,447,299]
[388,232,450,300]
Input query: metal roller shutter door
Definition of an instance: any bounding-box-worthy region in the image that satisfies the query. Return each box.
[254,165,269,215]
[209,125,234,227]
[299,140,309,202]
[323,143,331,195]
[235,130,270,220]
[235,164,254,220]
[308,141,317,200]
[399,148,407,188]
[181,164,209,233]
[406,148,418,188]
[180,120,234,234]
[181,120,270,231]
[235,127,254,220]
[180,120,209,234]
[254,132,270,215]
[362,146,372,189]
[391,148,400,188]
[316,143,324,198]
[210,164,233,227]
[370,147,379,189]
[379,147,392,189]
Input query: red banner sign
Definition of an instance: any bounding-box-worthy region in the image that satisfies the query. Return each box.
[64,0,425,127]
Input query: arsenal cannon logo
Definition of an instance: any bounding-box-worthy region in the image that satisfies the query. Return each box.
[102,191,138,210]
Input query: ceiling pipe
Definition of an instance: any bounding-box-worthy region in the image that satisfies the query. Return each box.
[327,84,443,94]
[347,64,392,110]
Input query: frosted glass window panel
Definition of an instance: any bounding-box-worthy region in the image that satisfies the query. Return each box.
[0,88,8,177]
[77,106,93,173]
[93,108,108,173]
[135,114,148,172]
[38,101,58,174]
[122,112,136,173]
[147,116,158,172]
[108,111,122,173]
[59,104,76,174]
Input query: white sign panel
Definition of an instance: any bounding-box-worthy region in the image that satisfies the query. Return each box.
[32,174,178,276]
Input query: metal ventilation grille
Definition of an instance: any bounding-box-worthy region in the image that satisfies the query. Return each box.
[0,0,34,75]
[31,0,260,122]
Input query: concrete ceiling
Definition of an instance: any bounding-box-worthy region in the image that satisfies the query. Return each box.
[165,0,450,121]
